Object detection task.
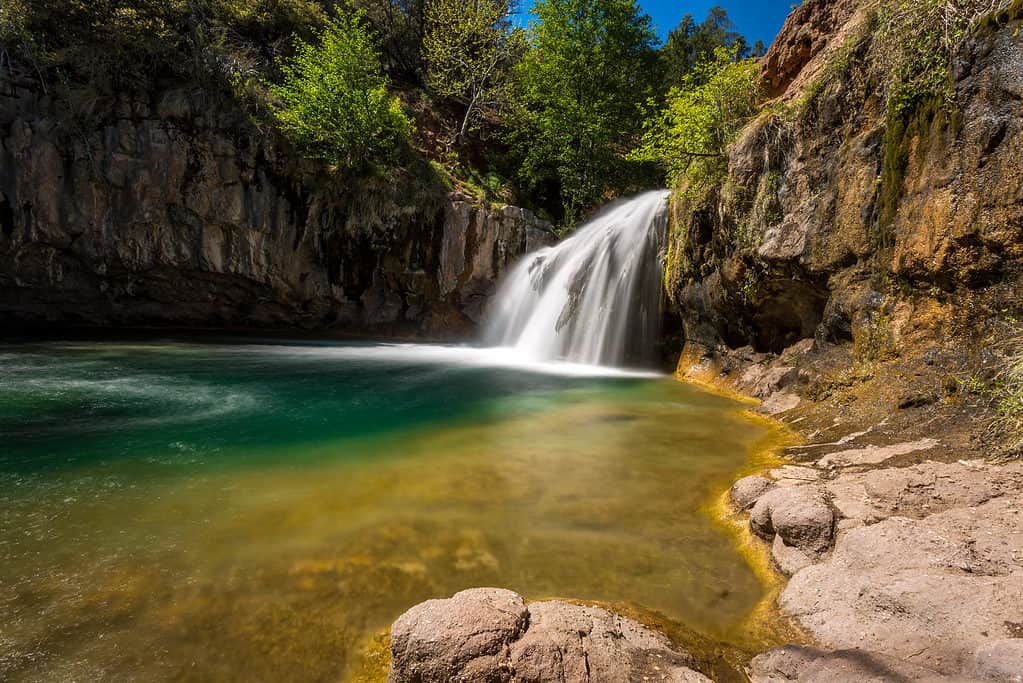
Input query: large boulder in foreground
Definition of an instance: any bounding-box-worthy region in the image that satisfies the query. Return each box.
[388,588,712,683]
[389,588,529,682]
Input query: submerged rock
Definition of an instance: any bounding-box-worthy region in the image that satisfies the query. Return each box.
[388,588,712,683]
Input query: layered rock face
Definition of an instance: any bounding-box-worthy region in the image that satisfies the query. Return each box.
[0,75,551,335]
[672,0,1023,362]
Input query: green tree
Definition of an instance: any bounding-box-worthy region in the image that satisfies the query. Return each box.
[268,11,413,169]
[634,46,761,187]
[512,0,659,222]
[346,0,427,82]
[660,6,749,87]
[422,0,524,145]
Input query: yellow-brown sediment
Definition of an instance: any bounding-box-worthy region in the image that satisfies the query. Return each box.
[705,413,809,653]
[677,354,813,653]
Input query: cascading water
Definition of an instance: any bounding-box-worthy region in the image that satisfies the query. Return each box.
[484,190,669,368]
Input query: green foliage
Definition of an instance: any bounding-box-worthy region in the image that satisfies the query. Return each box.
[267,11,412,170]
[0,0,30,46]
[877,95,946,249]
[510,0,660,224]
[974,0,1023,31]
[876,0,1015,116]
[660,7,751,87]
[347,0,426,82]
[422,0,524,145]
[634,46,760,299]
[0,0,327,93]
[858,310,896,363]
[985,330,1023,459]
[660,178,717,301]
[632,47,761,189]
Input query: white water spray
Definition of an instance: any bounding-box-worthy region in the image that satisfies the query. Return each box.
[484,190,669,368]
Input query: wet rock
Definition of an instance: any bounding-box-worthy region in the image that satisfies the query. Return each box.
[730,475,775,511]
[388,589,712,683]
[750,486,835,554]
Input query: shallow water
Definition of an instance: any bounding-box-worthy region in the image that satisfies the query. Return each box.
[0,341,781,681]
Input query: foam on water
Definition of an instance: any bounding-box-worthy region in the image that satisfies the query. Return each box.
[484,191,669,367]
[228,343,664,378]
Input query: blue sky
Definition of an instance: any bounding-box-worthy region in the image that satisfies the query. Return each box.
[638,1,796,49]
[514,1,796,51]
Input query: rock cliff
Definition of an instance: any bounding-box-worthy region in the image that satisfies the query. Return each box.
[681,3,1023,680]
[0,71,551,335]
[671,0,1023,367]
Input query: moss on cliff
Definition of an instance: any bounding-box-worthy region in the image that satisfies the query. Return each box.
[878,95,949,251]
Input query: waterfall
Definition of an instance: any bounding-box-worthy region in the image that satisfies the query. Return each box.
[484,190,669,368]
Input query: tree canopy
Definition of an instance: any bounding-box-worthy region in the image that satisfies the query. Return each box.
[510,0,660,222]
[1,0,768,226]
[267,11,412,170]
[423,0,524,145]
[634,46,762,188]
[661,6,753,87]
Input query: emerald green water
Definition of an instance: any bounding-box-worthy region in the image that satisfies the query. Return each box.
[0,341,778,681]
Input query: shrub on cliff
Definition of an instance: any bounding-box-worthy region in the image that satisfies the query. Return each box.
[875,0,1018,116]
[0,0,326,93]
[632,46,761,189]
[267,11,413,171]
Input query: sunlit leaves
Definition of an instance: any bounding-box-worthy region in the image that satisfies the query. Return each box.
[423,0,524,144]
[267,11,413,170]
[510,0,659,222]
[632,47,761,188]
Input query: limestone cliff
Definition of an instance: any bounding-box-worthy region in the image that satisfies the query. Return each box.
[0,71,551,336]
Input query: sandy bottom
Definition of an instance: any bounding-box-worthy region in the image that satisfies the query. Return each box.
[0,342,792,681]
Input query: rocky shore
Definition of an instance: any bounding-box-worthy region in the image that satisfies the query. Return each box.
[382,1,1023,678]
[681,335,1023,682]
